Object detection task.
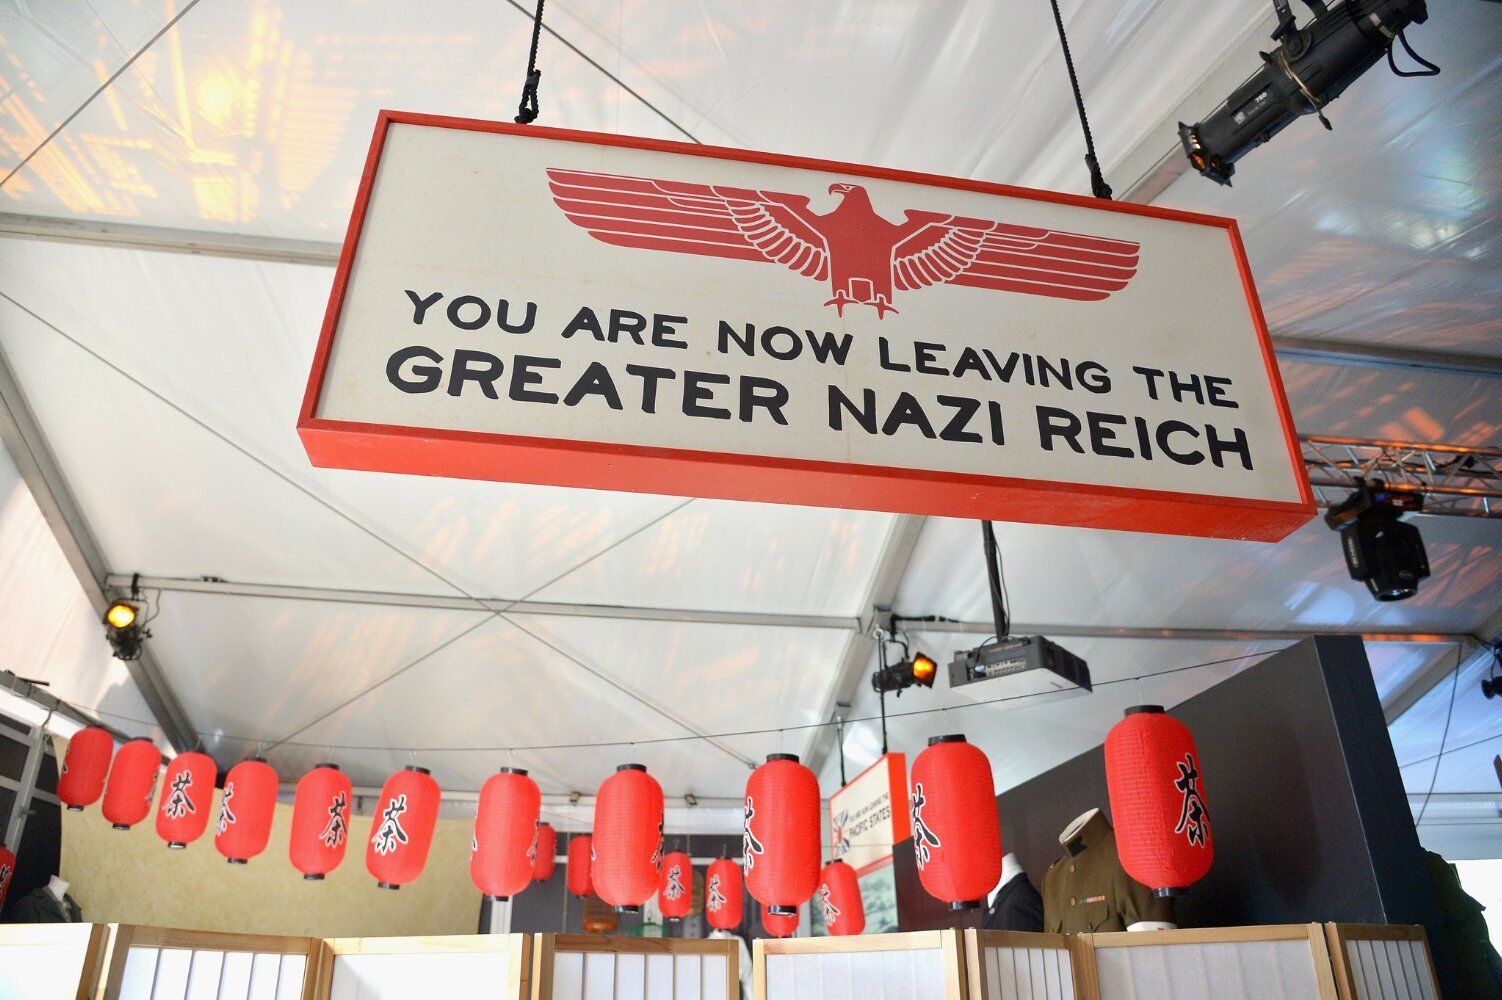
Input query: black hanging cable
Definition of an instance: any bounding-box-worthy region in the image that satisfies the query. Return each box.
[515,0,547,124]
[1387,30,1440,78]
[1045,0,1112,199]
[981,521,1011,641]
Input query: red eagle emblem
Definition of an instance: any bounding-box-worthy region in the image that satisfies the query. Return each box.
[547,168,1140,318]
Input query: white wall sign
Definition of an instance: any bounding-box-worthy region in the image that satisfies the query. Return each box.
[301,112,1315,540]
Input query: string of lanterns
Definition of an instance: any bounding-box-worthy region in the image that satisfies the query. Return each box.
[55,705,1215,929]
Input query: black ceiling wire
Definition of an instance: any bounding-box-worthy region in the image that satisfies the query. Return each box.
[62,648,1284,755]
[1044,0,1113,199]
[0,290,724,766]
[514,0,547,123]
[0,0,208,191]
[499,0,702,143]
[1415,646,1463,827]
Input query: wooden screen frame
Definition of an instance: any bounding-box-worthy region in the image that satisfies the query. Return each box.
[1323,923,1440,1000]
[530,934,739,1000]
[314,933,531,999]
[753,929,967,1000]
[99,924,322,1000]
[963,928,1081,1000]
[297,110,1316,543]
[0,922,111,1000]
[1075,924,1339,1000]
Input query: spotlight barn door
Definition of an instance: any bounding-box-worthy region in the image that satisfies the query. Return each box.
[301,112,1315,541]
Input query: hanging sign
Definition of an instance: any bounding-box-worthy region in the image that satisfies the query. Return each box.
[829,753,910,878]
[299,111,1314,540]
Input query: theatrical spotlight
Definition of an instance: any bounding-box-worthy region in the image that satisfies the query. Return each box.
[1324,478,1430,602]
[103,577,153,660]
[1179,0,1433,185]
[871,652,938,695]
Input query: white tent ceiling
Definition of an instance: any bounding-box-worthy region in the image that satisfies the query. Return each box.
[0,0,1499,848]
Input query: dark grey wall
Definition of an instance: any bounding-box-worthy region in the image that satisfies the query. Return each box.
[993,636,1458,996]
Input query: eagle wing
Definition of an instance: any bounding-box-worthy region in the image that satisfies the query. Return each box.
[893,214,1140,302]
[547,168,829,280]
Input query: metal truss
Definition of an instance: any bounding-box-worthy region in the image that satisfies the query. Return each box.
[1303,435,1502,520]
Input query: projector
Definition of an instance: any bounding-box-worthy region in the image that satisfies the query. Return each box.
[948,636,1092,698]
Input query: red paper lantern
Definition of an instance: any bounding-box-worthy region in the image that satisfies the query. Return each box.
[818,860,865,936]
[215,757,277,864]
[659,851,693,921]
[566,834,593,897]
[471,767,540,900]
[366,766,441,889]
[761,902,798,938]
[533,822,558,882]
[58,726,113,811]
[1105,705,1213,896]
[155,751,216,848]
[744,753,820,916]
[910,734,1002,910]
[289,763,353,880]
[102,737,159,830]
[592,763,664,912]
[0,846,14,912]
[706,857,744,930]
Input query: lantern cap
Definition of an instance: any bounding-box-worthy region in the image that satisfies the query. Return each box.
[1124,704,1166,716]
[125,736,154,743]
[377,882,401,890]
[240,755,268,764]
[768,904,797,916]
[111,823,131,831]
[616,763,647,772]
[227,857,248,865]
[765,753,800,763]
[496,766,529,775]
[1154,886,1186,898]
[403,765,430,774]
[614,904,641,913]
[949,899,984,911]
[167,842,186,850]
[928,734,968,745]
[66,805,84,812]
[314,762,341,771]
[303,873,325,881]
[488,894,511,902]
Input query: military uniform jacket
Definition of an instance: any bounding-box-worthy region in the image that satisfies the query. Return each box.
[1042,812,1172,934]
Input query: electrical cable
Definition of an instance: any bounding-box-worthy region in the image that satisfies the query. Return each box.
[981,520,1010,640]
[1414,646,1462,828]
[1044,0,1113,199]
[1387,30,1441,78]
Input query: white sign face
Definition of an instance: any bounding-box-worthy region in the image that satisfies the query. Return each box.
[301,112,1314,540]
[829,754,908,876]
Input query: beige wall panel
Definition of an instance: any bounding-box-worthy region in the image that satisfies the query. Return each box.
[60,790,481,938]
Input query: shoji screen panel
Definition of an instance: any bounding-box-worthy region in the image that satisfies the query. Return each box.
[963,930,1079,1000]
[1325,925,1440,1000]
[531,936,737,1000]
[317,934,529,1000]
[1082,925,1338,1000]
[101,926,320,1000]
[754,931,966,1000]
[0,923,110,1000]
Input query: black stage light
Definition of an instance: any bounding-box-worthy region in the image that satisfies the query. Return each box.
[103,599,146,660]
[871,653,938,695]
[1324,478,1429,601]
[1180,0,1432,185]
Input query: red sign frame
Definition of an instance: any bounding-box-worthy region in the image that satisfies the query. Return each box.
[298,110,1315,541]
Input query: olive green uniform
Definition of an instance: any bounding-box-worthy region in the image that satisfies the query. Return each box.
[1042,811,1174,933]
